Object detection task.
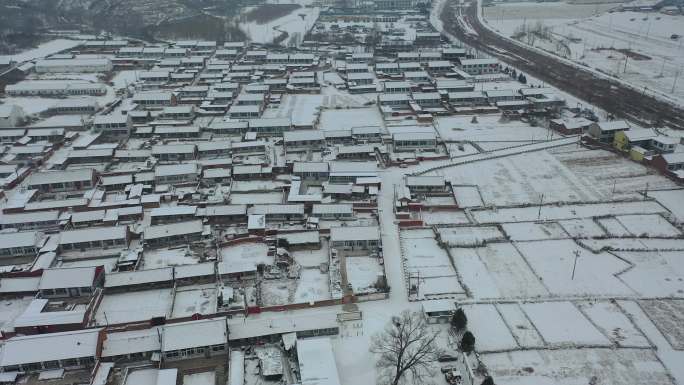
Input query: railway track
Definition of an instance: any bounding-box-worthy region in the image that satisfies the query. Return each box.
[441,1,684,130]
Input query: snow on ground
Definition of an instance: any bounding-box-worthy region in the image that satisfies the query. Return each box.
[581,237,684,252]
[230,192,283,204]
[0,297,33,334]
[647,189,684,223]
[577,300,651,348]
[142,247,198,268]
[472,200,667,223]
[436,226,505,246]
[551,147,679,200]
[220,243,272,267]
[596,217,632,237]
[345,256,383,294]
[619,300,684,384]
[263,94,322,126]
[260,279,296,306]
[496,303,545,348]
[522,301,611,346]
[517,239,634,296]
[558,218,606,237]
[434,150,602,206]
[182,371,215,385]
[239,2,319,46]
[318,107,384,131]
[616,251,684,297]
[419,210,471,225]
[400,229,465,299]
[461,304,519,352]
[171,285,217,318]
[93,288,173,325]
[451,243,548,300]
[294,268,331,303]
[501,221,567,241]
[482,347,672,385]
[434,114,555,142]
[615,213,682,237]
[638,300,684,350]
[0,39,83,63]
[111,70,140,90]
[291,243,329,267]
[452,185,484,207]
[483,2,684,104]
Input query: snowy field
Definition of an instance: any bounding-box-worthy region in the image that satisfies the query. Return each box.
[399,229,465,299]
[451,243,548,299]
[239,1,319,46]
[483,2,684,104]
[436,225,505,246]
[461,304,519,352]
[0,39,83,63]
[482,348,672,385]
[434,114,555,142]
[318,107,384,131]
[522,301,611,346]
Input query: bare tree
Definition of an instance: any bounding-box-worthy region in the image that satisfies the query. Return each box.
[370,310,443,385]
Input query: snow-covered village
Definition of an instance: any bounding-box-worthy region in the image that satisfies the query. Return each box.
[0,0,683,384]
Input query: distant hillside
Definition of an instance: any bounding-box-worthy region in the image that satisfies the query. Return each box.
[0,0,248,51]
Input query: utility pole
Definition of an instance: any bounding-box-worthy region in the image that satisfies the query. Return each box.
[672,67,681,94]
[571,250,580,280]
[537,193,544,220]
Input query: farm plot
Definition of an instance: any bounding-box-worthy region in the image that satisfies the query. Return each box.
[432,150,601,206]
[501,221,567,241]
[400,229,465,299]
[577,300,650,348]
[436,225,505,246]
[496,303,545,348]
[558,218,606,238]
[452,185,484,207]
[451,243,548,300]
[596,217,633,237]
[460,304,519,352]
[639,300,684,350]
[581,238,684,252]
[482,348,672,385]
[516,239,634,296]
[647,189,684,223]
[318,107,384,131]
[419,210,471,225]
[552,148,679,200]
[522,301,611,347]
[616,251,684,297]
[615,214,682,238]
[472,200,667,224]
[434,114,553,142]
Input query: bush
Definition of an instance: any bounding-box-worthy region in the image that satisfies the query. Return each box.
[461,331,475,353]
[451,308,467,331]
